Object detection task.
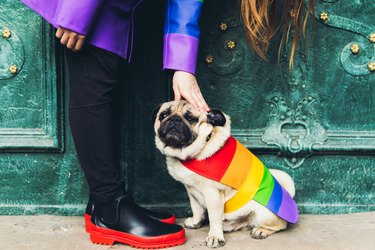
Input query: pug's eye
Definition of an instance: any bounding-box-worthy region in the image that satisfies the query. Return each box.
[184,114,198,124]
[159,111,170,121]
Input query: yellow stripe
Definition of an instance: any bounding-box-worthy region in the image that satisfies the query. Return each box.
[224,153,264,213]
[220,140,252,189]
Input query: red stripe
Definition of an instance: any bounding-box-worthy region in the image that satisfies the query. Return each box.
[181,136,237,181]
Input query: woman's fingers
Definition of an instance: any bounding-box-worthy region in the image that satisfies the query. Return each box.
[55,27,64,39]
[191,91,204,112]
[66,35,77,50]
[183,91,199,111]
[172,71,210,112]
[196,89,210,112]
[173,85,182,101]
[190,80,209,112]
[60,32,70,45]
[73,36,86,52]
[56,27,86,51]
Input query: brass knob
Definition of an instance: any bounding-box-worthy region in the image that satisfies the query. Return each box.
[219,22,228,32]
[369,33,375,43]
[290,9,296,18]
[9,65,18,74]
[350,44,360,54]
[205,55,214,64]
[227,41,236,50]
[2,29,11,39]
[368,62,375,72]
[319,12,329,22]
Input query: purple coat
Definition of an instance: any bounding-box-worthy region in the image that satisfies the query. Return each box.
[21,0,143,61]
[21,0,203,73]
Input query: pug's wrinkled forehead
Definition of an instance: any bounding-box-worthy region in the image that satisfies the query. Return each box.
[160,100,201,117]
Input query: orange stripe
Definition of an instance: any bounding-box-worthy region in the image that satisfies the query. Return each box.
[220,139,252,189]
[224,153,264,213]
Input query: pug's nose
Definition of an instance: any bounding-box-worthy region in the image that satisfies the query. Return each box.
[169,115,181,123]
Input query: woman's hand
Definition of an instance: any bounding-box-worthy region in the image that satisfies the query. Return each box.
[172,71,210,112]
[56,27,86,52]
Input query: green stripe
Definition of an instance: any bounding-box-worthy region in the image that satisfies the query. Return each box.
[253,166,274,206]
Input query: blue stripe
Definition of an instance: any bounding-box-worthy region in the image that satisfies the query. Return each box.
[265,176,283,214]
[164,0,203,38]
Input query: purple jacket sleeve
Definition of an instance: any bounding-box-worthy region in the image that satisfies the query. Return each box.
[163,0,204,74]
[54,0,104,35]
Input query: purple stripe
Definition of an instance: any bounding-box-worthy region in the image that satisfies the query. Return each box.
[54,0,105,36]
[266,176,283,213]
[21,0,59,28]
[21,0,142,60]
[277,188,299,224]
[163,34,199,74]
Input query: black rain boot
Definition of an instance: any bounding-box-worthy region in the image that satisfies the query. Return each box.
[84,195,176,233]
[89,193,186,248]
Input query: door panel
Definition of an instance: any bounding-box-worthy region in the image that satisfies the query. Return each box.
[195,0,375,213]
[131,0,375,216]
[0,0,373,216]
[0,0,62,151]
[0,0,86,215]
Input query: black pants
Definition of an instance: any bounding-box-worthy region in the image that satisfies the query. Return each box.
[66,45,127,204]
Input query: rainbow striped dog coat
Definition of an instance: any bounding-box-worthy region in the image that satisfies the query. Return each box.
[181,136,298,224]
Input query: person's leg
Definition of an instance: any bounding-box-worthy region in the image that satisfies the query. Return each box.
[66,45,185,248]
[66,45,124,204]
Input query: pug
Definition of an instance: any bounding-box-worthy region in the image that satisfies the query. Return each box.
[154,100,298,248]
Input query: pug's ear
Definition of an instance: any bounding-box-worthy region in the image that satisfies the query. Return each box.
[207,109,226,127]
[152,103,162,123]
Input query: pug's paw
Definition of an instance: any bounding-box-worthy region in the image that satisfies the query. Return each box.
[184,217,203,229]
[199,123,213,138]
[205,235,225,248]
[250,227,273,239]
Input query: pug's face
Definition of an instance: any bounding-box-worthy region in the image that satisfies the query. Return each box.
[154,100,230,160]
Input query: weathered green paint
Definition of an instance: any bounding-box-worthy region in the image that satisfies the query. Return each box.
[0,0,374,217]
[0,0,87,215]
[130,0,375,216]
[194,0,375,214]
[0,0,63,151]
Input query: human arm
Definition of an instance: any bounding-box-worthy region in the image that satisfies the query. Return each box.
[54,0,105,51]
[163,0,209,112]
[172,71,209,112]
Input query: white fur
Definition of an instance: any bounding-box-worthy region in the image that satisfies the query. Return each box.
[155,101,296,248]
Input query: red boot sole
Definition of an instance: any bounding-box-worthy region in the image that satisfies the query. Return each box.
[90,224,186,249]
[84,213,176,234]
[84,214,92,233]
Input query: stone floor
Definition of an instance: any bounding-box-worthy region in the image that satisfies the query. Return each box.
[0,213,374,250]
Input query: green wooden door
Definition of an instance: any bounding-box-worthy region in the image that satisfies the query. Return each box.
[0,0,86,215]
[130,0,375,216]
[192,0,375,214]
[0,0,373,216]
